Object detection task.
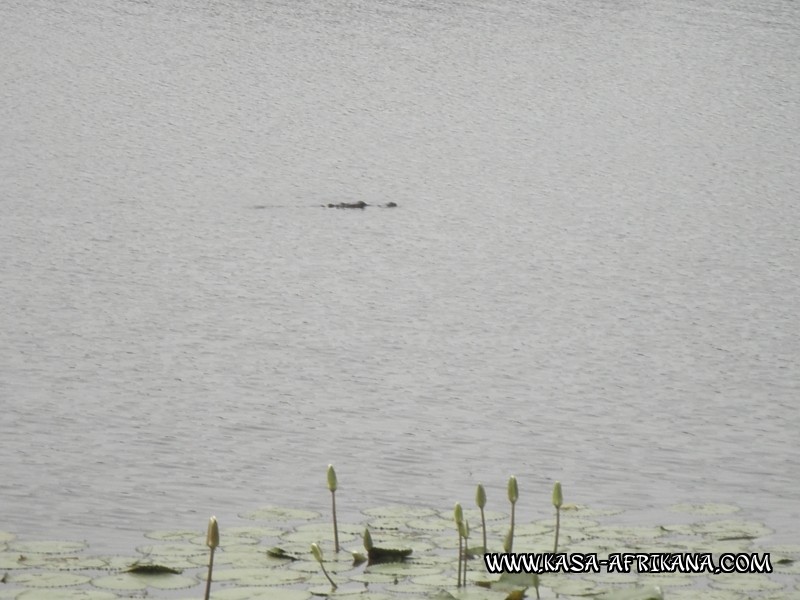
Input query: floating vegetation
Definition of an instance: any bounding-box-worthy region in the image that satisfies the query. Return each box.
[0,477,796,600]
[204,516,220,600]
[476,483,488,553]
[310,542,337,588]
[327,464,340,553]
[124,563,182,574]
[552,481,564,554]
[507,476,519,554]
[363,527,414,566]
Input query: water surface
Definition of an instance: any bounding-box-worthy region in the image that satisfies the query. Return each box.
[1,0,798,553]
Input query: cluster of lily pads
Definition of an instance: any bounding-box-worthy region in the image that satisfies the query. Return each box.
[0,466,798,599]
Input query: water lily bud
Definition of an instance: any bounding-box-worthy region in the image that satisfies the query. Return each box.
[327,465,338,492]
[363,527,374,551]
[454,502,463,525]
[552,481,563,509]
[507,476,519,504]
[463,519,470,539]
[311,542,323,563]
[458,519,467,539]
[206,516,219,549]
[503,528,513,553]
[476,484,486,509]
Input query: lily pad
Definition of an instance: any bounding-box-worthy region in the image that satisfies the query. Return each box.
[695,520,773,541]
[595,586,664,600]
[708,572,785,591]
[125,563,182,574]
[143,529,199,542]
[9,571,91,587]
[368,546,413,565]
[210,566,309,585]
[493,572,540,591]
[407,518,455,532]
[665,590,745,600]
[145,574,200,590]
[210,588,311,599]
[363,506,438,519]
[135,543,205,558]
[9,541,87,555]
[267,546,301,560]
[17,591,118,600]
[33,555,109,570]
[669,503,741,516]
[282,523,359,545]
[91,573,149,591]
[545,576,602,595]
[0,552,36,569]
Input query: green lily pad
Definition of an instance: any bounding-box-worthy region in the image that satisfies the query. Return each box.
[695,520,773,541]
[0,552,38,569]
[429,588,511,599]
[210,587,311,599]
[545,576,602,595]
[368,546,413,565]
[350,572,401,584]
[583,525,666,541]
[9,541,87,555]
[57,555,110,570]
[281,523,359,545]
[146,574,200,590]
[407,518,454,532]
[665,590,745,600]
[143,529,199,542]
[125,563,182,574]
[708,572,785,591]
[368,562,441,577]
[595,586,664,600]
[583,571,639,584]
[363,506,438,519]
[0,533,15,544]
[17,591,118,600]
[460,510,508,523]
[763,544,800,556]
[135,543,205,558]
[101,555,144,570]
[189,547,268,568]
[91,573,149,591]
[241,506,321,521]
[9,571,92,587]
[210,566,309,585]
[493,571,540,591]
[267,546,301,560]
[308,584,393,597]
[224,525,284,539]
[669,503,741,516]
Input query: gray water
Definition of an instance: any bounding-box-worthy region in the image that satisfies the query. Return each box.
[1,0,798,554]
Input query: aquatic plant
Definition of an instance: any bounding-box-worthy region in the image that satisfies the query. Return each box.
[0,479,793,599]
[459,518,470,587]
[453,502,464,587]
[327,464,340,552]
[203,516,219,600]
[362,525,413,565]
[507,475,518,553]
[552,481,563,553]
[310,542,337,589]
[363,526,373,552]
[475,482,487,551]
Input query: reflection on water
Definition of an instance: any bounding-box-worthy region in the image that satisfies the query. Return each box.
[1,0,798,552]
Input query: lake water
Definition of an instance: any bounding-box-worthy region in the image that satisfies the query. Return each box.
[1,0,798,555]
